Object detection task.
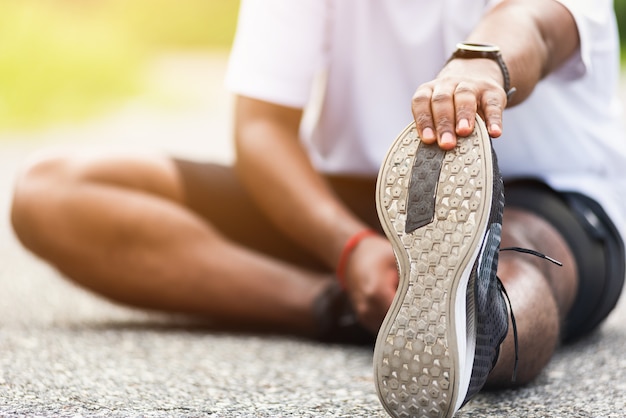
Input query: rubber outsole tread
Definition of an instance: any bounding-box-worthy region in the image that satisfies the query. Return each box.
[374,120,493,418]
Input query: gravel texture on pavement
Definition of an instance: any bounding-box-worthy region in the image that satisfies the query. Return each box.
[1,53,625,417]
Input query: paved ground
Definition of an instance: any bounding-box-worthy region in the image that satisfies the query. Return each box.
[1,53,626,417]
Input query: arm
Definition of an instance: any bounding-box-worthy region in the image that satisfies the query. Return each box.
[234,96,397,331]
[234,96,366,267]
[412,0,580,149]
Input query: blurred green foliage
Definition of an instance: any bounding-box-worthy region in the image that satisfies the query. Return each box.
[0,0,240,131]
[617,0,626,60]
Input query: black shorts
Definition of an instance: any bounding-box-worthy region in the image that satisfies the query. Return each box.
[505,179,625,342]
[173,160,383,271]
[174,160,625,342]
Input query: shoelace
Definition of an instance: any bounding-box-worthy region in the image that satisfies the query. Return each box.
[498,246,563,382]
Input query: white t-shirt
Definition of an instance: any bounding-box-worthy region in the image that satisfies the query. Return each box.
[226,0,626,241]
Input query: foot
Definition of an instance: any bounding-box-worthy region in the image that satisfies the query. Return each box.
[313,281,375,345]
[373,116,508,418]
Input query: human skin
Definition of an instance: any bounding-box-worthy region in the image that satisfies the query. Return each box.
[10,0,581,386]
[235,0,581,383]
[413,0,580,148]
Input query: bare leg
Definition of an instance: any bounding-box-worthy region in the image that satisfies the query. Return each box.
[487,208,578,386]
[10,151,332,335]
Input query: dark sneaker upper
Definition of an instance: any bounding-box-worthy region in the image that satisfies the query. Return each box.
[313,281,375,345]
[462,145,509,405]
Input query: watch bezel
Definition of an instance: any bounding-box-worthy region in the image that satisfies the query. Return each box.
[455,43,501,54]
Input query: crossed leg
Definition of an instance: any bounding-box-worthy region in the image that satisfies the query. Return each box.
[11,151,578,385]
[488,208,578,385]
[10,152,336,335]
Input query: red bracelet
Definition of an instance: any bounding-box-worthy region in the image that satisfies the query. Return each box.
[336,229,377,290]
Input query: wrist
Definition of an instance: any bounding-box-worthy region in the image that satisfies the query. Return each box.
[336,229,377,290]
[448,43,516,101]
[444,57,503,84]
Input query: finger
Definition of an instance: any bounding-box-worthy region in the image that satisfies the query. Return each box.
[430,84,457,150]
[481,89,506,138]
[411,85,436,144]
[453,82,478,137]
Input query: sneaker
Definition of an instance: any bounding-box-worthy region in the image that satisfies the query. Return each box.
[373,116,508,418]
[313,281,376,345]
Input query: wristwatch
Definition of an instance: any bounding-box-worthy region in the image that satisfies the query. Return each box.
[449,42,517,100]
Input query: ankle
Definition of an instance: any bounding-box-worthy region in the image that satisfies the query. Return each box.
[311,280,374,345]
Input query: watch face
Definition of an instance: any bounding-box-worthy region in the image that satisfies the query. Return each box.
[456,43,500,53]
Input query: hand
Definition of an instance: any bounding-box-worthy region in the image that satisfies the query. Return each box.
[343,234,398,333]
[411,57,507,150]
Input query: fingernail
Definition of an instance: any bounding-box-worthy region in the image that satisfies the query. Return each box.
[422,127,435,140]
[441,132,454,146]
[489,123,502,136]
[458,119,470,130]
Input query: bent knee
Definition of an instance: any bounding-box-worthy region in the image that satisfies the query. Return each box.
[11,154,73,251]
[12,153,73,210]
[11,151,184,251]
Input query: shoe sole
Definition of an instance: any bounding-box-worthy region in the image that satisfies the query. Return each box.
[374,118,493,418]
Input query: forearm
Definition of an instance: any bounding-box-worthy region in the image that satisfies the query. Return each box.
[233,96,368,269]
[464,0,580,105]
[414,0,580,146]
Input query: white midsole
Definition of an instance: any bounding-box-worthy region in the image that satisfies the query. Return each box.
[453,230,488,412]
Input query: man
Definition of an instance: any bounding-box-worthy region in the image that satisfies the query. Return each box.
[10,1,626,417]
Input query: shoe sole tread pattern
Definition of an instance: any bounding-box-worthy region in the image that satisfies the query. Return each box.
[374,120,492,418]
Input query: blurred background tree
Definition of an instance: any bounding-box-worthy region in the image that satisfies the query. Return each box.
[0,0,623,132]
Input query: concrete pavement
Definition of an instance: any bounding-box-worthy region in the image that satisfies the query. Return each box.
[1,52,626,417]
